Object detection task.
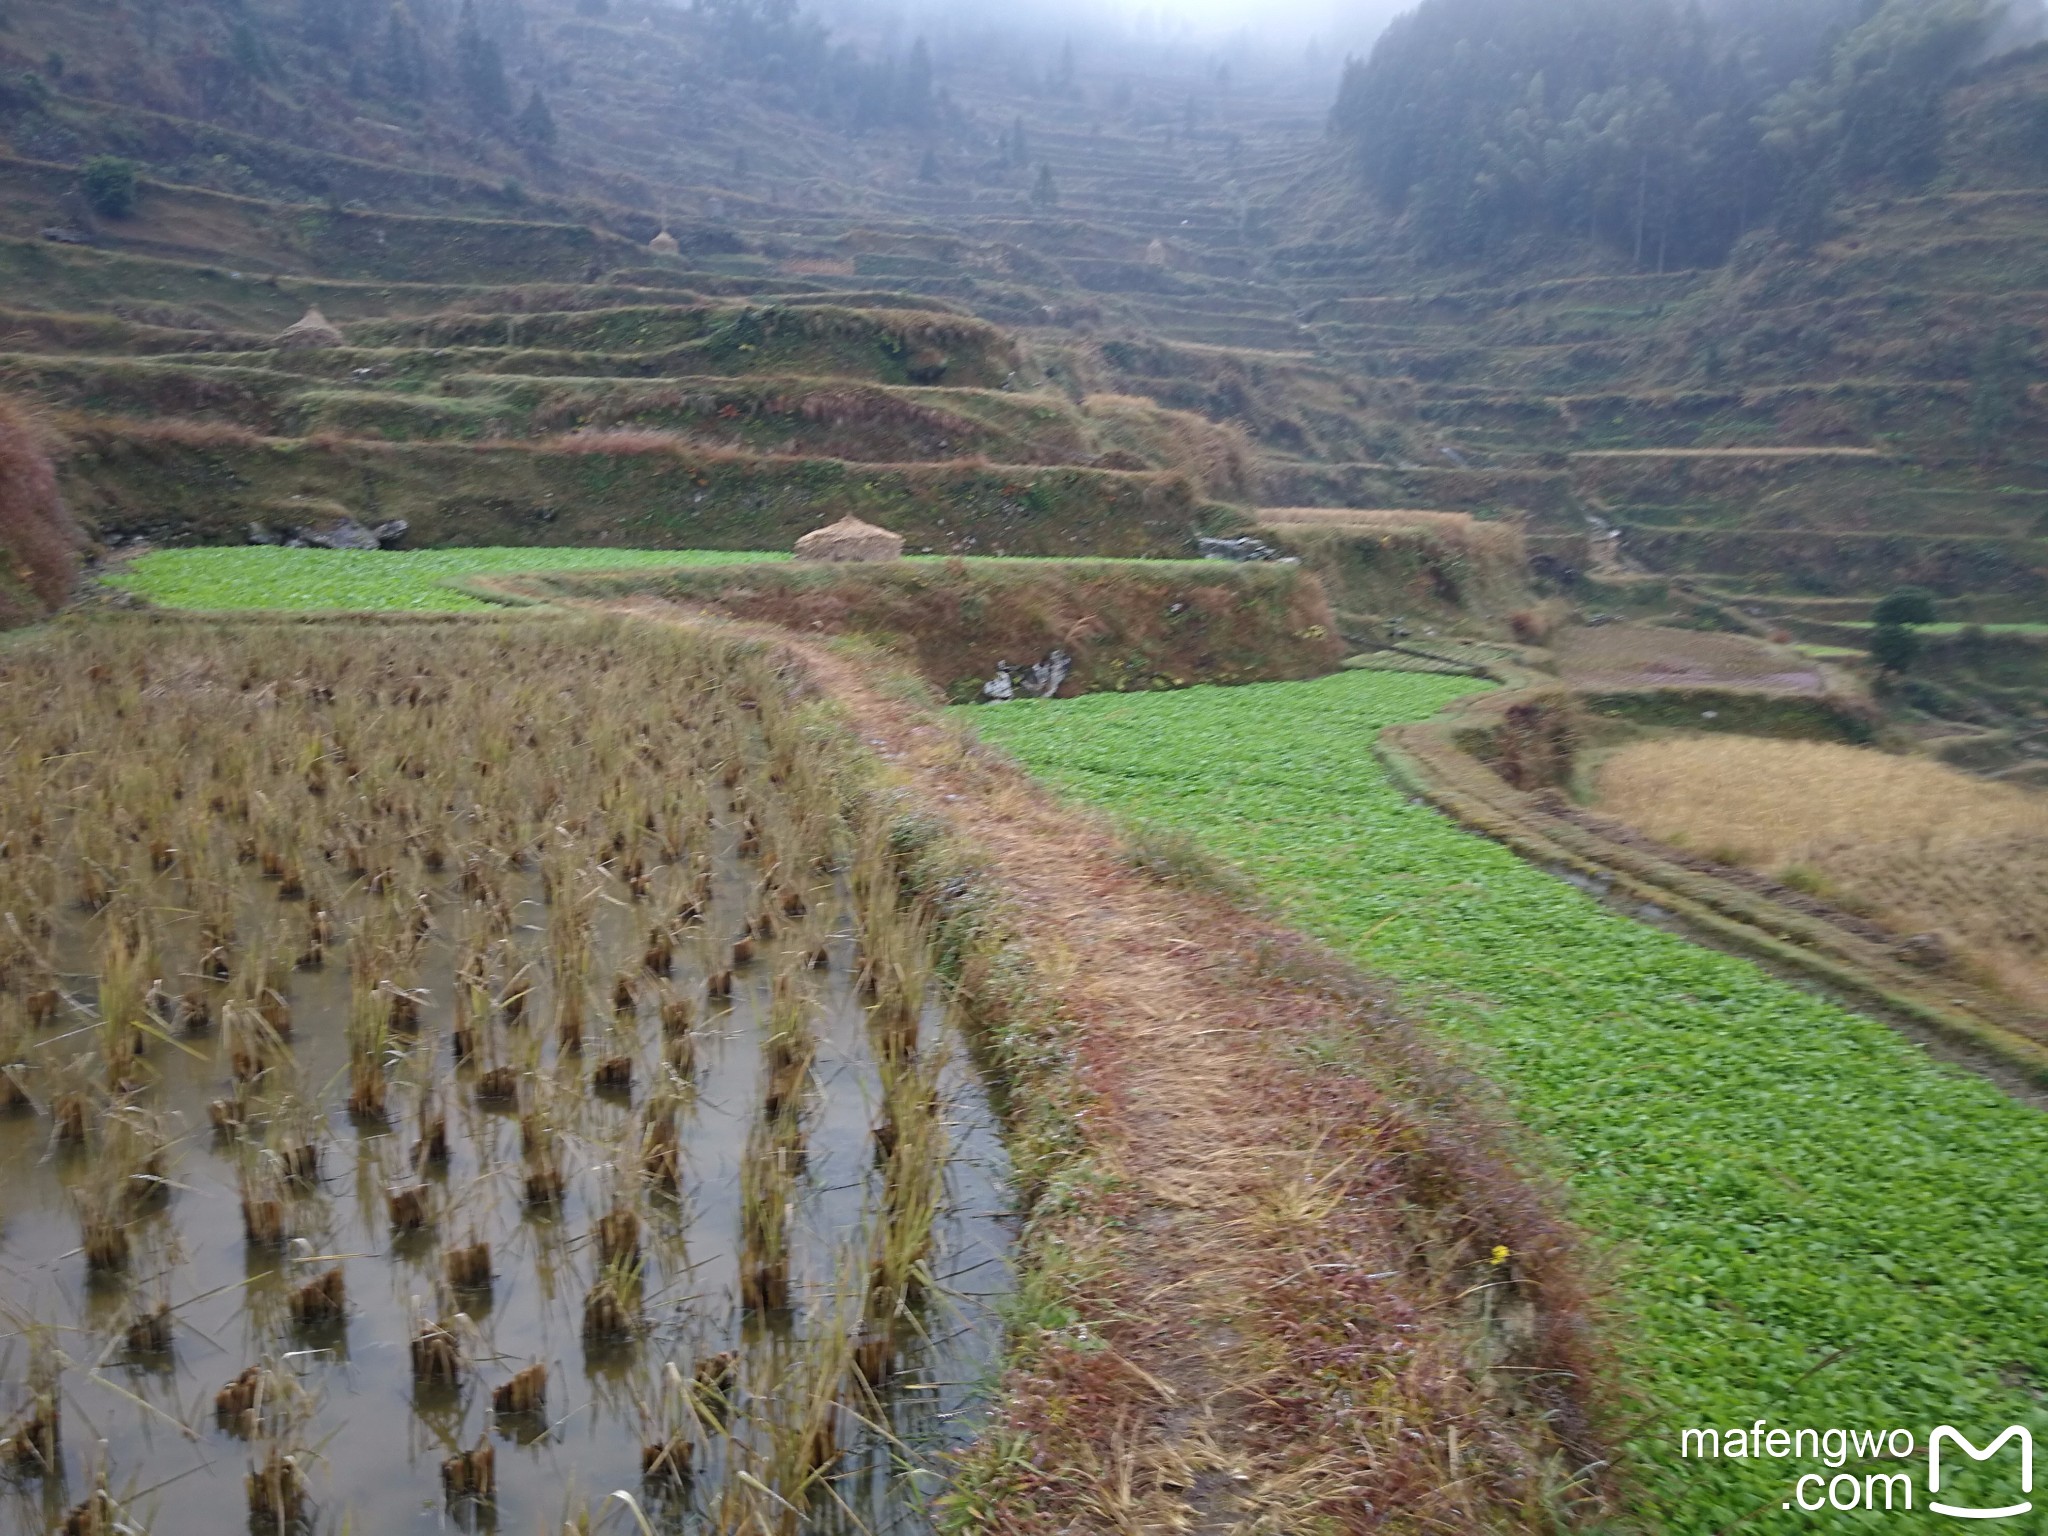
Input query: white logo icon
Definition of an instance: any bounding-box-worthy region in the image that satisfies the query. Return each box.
[1929,1426,2033,1520]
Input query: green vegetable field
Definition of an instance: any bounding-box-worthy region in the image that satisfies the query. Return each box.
[968,672,2048,1532]
[109,547,784,613]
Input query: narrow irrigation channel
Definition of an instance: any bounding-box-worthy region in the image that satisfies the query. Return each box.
[0,616,1010,1536]
[968,671,2048,1534]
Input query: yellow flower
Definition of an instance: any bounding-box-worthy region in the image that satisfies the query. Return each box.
[1490,1245,1511,1266]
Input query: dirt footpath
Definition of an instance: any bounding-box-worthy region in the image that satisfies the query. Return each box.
[629,602,1613,1535]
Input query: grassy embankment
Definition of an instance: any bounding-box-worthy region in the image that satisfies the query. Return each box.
[968,672,2048,1533]
[112,551,1346,702]
[511,556,1343,700]
[62,426,1223,557]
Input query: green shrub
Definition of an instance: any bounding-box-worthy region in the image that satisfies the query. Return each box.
[80,155,139,219]
[1871,585,1937,627]
[1870,620,1920,673]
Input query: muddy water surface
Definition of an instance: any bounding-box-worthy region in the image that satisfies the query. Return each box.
[1,817,1010,1536]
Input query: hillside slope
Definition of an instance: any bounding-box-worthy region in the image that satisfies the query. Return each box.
[0,0,2041,736]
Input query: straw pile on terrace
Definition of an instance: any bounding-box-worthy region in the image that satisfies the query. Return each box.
[793,515,904,563]
[273,308,344,350]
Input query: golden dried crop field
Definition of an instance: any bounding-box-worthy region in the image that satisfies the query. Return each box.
[1595,735,2048,1005]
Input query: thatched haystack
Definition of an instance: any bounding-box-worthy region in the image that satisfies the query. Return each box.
[648,229,680,257]
[275,307,344,350]
[793,515,903,563]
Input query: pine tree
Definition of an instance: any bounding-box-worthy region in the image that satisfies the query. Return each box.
[455,0,511,117]
[230,18,272,79]
[1323,0,1984,269]
[80,156,139,219]
[1031,161,1057,208]
[1775,170,1834,254]
[303,0,350,49]
[516,86,556,145]
[384,1,428,97]
[900,37,933,125]
[1872,587,1938,627]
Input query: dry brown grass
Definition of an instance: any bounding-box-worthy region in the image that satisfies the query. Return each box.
[1259,506,1526,571]
[1258,508,1534,632]
[1262,505,1485,530]
[1596,736,2048,1005]
[97,416,267,451]
[1084,394,1255,499]
[1551,623,1822,689]
[542,427,701,456]
[1259,506,1520,555]
[0,392,81,626]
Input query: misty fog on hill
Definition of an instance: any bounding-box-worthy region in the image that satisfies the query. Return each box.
[811,0,1407,52]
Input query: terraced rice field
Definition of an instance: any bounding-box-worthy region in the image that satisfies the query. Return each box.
[0,616,1004,1535]
[968,671,2048,1532]
[107,547,784,613]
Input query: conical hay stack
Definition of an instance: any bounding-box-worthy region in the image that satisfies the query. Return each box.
[274,307,344,350]
[792,515,904,564]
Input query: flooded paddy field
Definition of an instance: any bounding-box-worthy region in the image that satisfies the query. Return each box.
[0,615,1010,1536]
